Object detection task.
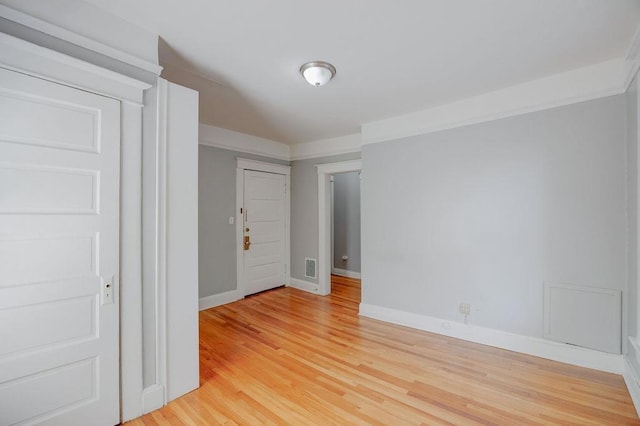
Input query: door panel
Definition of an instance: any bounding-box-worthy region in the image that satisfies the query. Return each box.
[0,68,120,425]
[243,170,285,296]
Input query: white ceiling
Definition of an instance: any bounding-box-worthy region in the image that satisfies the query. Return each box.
[83,0,639,145]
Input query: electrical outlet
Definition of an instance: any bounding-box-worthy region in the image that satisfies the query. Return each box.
[459,302,471,315]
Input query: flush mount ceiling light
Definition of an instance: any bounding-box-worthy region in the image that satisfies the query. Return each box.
[300,61,336,87]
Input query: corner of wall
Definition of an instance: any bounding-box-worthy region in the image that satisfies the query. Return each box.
[288,278,320,294]
[198,290,240,311]
[624,340,640,417]
[359,303,624,374]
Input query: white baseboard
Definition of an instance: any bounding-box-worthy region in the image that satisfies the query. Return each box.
[624,356,640,418]
[199,290,240,311]
[332,268,361,279]
[142,384,164,414]
[359,303,623,374]
[287,278,319,294]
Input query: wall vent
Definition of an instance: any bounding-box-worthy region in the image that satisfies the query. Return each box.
[305,258,317,279]
[543,282,621,354]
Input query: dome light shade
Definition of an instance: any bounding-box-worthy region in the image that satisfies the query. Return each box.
[300,61,336,87]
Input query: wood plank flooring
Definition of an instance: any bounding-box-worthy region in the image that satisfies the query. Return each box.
[127,276,639,425]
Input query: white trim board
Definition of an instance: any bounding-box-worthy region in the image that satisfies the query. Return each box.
[199,290,241,311]
[361,58,637,145]
[332,268,361,279]
[199,124,363,161]
[0,4,162,76]
[359,303,624,374]
[155,78,169,409]
[290,134,362,160]
[0,32,150,106]
[624,357,640,418]
[141,384,164,415]
[237,158,291,175]
[200,124,290,161]
[287,278,319,294]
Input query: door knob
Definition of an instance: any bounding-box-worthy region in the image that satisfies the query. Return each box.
[245,227,250,232]
[244,235,251,250]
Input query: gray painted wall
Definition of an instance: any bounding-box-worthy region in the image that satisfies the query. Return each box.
[362,95,627,339]
[199,145,289,298]
[290,152,361,283]
[333,171,361,273]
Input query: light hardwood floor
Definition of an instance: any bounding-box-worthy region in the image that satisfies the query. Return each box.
[127,275,639,425]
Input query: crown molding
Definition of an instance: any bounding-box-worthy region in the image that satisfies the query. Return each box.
[0,4,162,76]
[199,124,290,161]
[362,58,635,146]
[199,125,363,162]
[290,133,361,160]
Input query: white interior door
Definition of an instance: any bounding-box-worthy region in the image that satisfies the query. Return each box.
[0,68,120,425]
[243,170,286,296]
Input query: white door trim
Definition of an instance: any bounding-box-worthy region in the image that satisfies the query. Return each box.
[236,158,291,297]
[0,33,150,422]
[153,78,169,408]
[316,160,362,296]
[0,32,149,106]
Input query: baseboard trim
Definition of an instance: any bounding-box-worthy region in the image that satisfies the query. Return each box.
[198,290,240,311]
[141,384,164,414]
[359,303,623,374]
[332,268,361,279]
[624,356,640,417]
[287,278,319,294]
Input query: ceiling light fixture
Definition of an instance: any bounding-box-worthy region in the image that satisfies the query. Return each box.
[300,61,336,87]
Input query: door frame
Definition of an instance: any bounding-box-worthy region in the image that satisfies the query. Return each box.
[236,158,291,297]
[0,32,151,422]
[317,159,362,296]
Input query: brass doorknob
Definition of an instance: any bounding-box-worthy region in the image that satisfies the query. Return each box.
[245,227,250,232]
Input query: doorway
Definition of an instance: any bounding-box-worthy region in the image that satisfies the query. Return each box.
[316,160,362,296]
[331,171,361,280]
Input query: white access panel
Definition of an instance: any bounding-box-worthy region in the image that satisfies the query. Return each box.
[543,282,621,354]
[0,67,121,425]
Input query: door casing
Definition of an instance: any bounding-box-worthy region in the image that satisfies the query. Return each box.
[317,160,362,296]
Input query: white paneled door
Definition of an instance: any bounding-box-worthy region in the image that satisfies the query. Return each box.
[243,170,286,296]
[0,68,120,425]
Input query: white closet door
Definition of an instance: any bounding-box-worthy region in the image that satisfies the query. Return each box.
[0,68,120,425]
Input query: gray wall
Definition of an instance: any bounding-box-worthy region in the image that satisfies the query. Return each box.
[333,171,361,273]
[199,145,289,298]
[290,152,361,283]
[362,95,627,339]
